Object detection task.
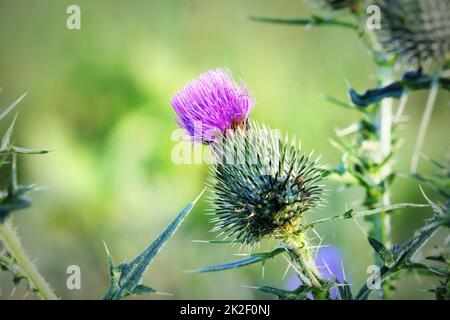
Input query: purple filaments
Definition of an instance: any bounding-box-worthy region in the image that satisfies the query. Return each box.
[171,68,254,143]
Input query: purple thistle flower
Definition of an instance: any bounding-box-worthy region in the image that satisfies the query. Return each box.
[171,68,254,143]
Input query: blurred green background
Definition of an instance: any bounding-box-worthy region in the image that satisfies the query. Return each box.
[0,0,448,299]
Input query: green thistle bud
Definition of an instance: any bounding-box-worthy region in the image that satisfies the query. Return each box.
[207,122,324,245]
[377,0,450,70]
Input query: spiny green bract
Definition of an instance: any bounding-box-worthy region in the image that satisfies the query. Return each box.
[376,0,450,70]
[207,122,324,245]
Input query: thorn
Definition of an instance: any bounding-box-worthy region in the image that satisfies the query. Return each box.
[344,78,351,89]
[341,260,348,283]
[10,286,16,298]
[352,217,368,238]
[0,93,27,122]
[103,240,110,256]
[282,264,291,281]
[281,254,302,276]
[321,258,334,279]
[261,263,265,280]
[241,284,260,290]
[193,188,207,205]
[183,268,198,273]
[419,185,431,203]
[155,291,174,296]
[13,93,28,107]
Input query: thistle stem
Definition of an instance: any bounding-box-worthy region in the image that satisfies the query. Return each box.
[368,66,395,299]
[285,235,328,299]
[379,87,393,250]
[0,220,58,300]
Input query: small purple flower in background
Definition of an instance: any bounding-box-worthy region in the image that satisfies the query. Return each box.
[171,67,254,143]
[316,246,346,283]
[286,246,349,299]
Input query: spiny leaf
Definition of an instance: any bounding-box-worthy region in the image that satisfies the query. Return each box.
[435,277,450,300]
[337,281,353,300]
[356,202,448,300]
[103,189,205,300]
[349,83,403,107]
[257,286,307,300]
[349,71,450,107]
[0,200,32,223]
[130,285,157,296]
[191,256,261,273]
[426,255,447,263]
[0,155,37,223]
[125,189,205,280]
[11,146,49,155]
[343,209,354,219]
[368,236,394,265]
[0,93,26,121]
[190,247,285,273]
[325,94,361,111]
[303,203,428,230]
[249,15,357,30]
[0,114,18,152]
[192,239,243,244]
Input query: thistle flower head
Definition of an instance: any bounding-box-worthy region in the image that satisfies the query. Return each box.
[171,68,254,143]
[208,122,324,245]
[377,0,450,70]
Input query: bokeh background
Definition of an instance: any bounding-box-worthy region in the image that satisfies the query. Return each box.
[0,0,448,299]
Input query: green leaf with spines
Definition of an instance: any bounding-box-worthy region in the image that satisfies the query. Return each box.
[349,71,450,107]
[0,155,39,223]
[302,203,428,230]
[130,284,157,296]
[103,189,205,300]
[249,15,358,30]
[0,93,26,121]
[258,286,309,300]
[10,146,49,155]
[0,113,18,152]
[368,236,394,265]
[356,196,450,300]
[190,247,285,273]
[337,281,353,300]
[0,93,57,299]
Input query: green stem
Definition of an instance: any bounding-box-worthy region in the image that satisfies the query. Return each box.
[0,220,58,300]
[379,71,393,251]
[359,26,395,299]
[373,66,394,299]
[285,235,330,299]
